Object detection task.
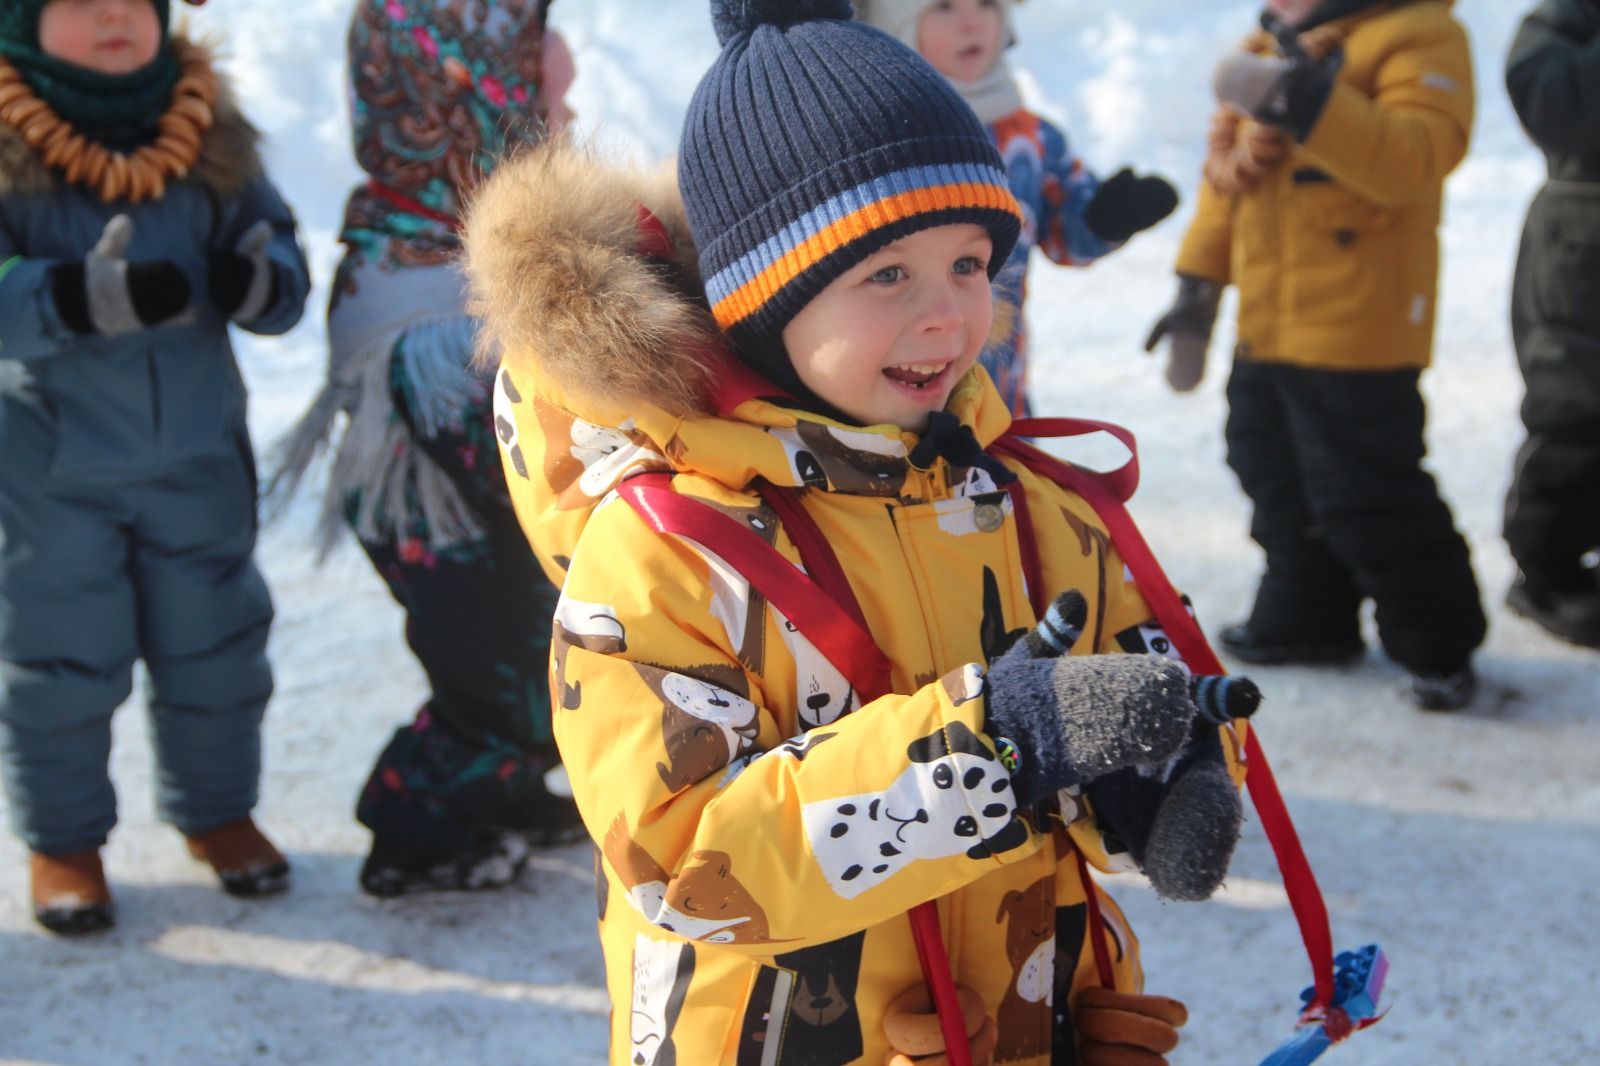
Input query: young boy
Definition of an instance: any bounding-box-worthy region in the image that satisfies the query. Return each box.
[464,3,1241,1062]
[858,0,1179,413]
[0,0,310,932]
[1146,0,1487,708]
[270,0,582,898]
[1501,0,1600,649]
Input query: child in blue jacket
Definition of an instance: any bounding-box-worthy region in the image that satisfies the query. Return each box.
[0,0,309,933]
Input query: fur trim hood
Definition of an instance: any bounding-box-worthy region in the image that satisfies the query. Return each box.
[462,138,721,421]
[0,35,263,201]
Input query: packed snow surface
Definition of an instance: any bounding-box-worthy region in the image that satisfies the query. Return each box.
[2,3,1596,1064]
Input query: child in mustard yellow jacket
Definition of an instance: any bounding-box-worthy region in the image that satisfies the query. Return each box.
[464,4,1252,1063]
[1147,0,1487,709]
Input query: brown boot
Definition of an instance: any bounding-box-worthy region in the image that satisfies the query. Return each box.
[30,850,114,935]
[184,817,290,897]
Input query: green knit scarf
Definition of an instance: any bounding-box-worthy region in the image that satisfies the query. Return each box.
[0,0,177,143]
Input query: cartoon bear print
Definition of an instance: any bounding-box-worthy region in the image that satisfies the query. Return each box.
[492,368,531,480]
[770,422,910,497]
[802,721,1027,899]
[995,876,1056,1063]
[551,592,627,711]
[631,932,695,1066]
[637,662,762,792]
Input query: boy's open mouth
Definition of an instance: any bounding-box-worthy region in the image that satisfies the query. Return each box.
[883,361,951,391]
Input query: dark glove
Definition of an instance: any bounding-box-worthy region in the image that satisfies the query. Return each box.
[1084,168,1179,244]
[1001,590,1255,901]
[1142,274,1222,393]
[49,215,190,336]
[208,220,279,322]
[984,590,1198,809]
[1074,987,1188,1066]
[1212,21,1342,142]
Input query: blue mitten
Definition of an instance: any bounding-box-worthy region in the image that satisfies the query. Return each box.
[988,590,1254,901]
[984,590,1197,807]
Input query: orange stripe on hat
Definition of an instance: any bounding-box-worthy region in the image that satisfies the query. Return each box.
[711,180,1021,330]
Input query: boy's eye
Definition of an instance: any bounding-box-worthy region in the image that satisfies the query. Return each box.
[869,265,906,285]
[952,256,986,276]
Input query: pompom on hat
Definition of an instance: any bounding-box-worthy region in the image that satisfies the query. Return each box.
[679,0,1023,397]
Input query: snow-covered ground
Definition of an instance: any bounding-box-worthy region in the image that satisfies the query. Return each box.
[4,3,1598,1064]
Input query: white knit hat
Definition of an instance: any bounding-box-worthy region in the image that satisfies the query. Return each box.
[855,0,1015,52]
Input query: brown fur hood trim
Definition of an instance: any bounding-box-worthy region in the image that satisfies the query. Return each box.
[0,35,262,200]
[462,139,722,419]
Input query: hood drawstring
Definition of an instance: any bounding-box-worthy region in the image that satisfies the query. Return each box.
[908,410,1017,487]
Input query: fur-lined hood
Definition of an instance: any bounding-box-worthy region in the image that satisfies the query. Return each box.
[0,35,262,200]
[464,140,1020,582]
[463,139,721,422]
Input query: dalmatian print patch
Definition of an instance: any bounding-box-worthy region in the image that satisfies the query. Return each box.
[803,721,1026,899]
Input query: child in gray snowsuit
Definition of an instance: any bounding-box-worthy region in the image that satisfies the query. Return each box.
[0,0,309,934]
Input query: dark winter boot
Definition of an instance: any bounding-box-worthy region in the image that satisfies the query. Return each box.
[1408,663,1477,712]
[184,818,290,897]
[30,850,114,935]
[1505,572,1600,649]
[359,828,536,898]
[1218,622,1364,666]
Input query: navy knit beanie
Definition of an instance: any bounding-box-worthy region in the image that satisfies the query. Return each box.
[680,0,1022,397]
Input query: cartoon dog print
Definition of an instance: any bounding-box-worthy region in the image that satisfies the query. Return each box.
[637,662,762,792]
[995,876,1056,1063]
[631,933,695,1066]
[773,608,859,730]
[532,396,668,508]
[719,729,839,788]
[603,816,781,945]
[685,497,781,674]
[802,721,1027,899]
[769,422,909,497]
[551,593,627,710]
[658,849,781,944]
[492,368,531,480]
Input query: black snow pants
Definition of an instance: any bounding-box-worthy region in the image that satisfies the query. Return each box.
[1504,182,1600,585]
[1225,359,1486,673]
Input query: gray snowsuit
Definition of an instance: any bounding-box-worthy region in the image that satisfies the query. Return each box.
[1504,0,1600,585]
[0,86,309,855]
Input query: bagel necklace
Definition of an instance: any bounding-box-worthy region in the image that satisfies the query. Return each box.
[0,37,216,203]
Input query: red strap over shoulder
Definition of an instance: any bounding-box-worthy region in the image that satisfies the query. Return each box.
[995,423,1339,1012]
[616,474,894,703]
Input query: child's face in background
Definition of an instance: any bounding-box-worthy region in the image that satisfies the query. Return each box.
[781,224,994,433]
[540,28,575,134]
[1266,0,1321,27]
[918,0,1005,83]
[39,0,161,76]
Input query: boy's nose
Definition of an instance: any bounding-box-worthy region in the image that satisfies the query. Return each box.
[917,283,965,333]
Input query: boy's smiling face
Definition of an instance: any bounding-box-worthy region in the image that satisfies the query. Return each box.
[918,0,1005,83]
[780,224,994,434]
[39,0,161,77]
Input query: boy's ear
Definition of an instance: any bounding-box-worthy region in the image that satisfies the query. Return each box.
[988,294,1017,349]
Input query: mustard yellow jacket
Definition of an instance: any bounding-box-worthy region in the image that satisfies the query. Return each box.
[464,144,1231,1065]
[1177,0,1474,370]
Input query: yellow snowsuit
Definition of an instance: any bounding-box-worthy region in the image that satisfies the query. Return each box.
[1178,0,1474,370]
[465,144,1215,1065]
